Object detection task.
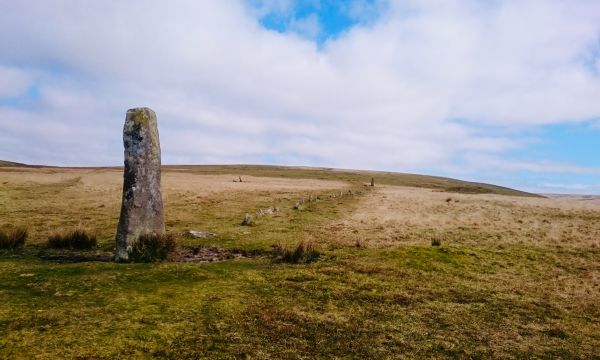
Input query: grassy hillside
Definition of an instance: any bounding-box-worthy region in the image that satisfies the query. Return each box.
[1,166,597,358]
[0,160,29,167]
[1,160,539,197]
[167,165,539,197]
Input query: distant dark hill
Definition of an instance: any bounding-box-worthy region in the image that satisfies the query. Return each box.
[0,160,29,167]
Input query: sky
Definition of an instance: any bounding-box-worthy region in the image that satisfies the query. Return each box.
[0,0,600,194]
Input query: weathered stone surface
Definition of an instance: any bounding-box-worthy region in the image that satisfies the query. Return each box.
[188,231,216,239]
[115,107,164,261]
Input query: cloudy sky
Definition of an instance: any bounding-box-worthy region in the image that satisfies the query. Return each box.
[1,0,599,194]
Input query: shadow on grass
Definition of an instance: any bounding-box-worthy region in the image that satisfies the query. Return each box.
[3,243,306,265]
[30,245,270,264]
[36,251,114,263]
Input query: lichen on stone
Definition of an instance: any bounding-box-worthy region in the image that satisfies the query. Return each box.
[115,107,164,261]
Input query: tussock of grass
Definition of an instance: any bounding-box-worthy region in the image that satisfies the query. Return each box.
[0,227,27,249]
[275,240,320,264]
[47,228,97,250]
[128,233,178,262]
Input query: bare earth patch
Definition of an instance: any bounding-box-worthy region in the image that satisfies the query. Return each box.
[176,245,265,263]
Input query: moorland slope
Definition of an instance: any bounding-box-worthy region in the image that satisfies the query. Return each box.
[0,163,598,358]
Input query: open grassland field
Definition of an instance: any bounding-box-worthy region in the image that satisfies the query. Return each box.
[1,165,599,359]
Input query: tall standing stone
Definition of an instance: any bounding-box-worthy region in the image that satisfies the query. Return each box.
[115,107,164,261]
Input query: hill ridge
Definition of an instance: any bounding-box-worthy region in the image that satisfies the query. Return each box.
[0,160,539,197]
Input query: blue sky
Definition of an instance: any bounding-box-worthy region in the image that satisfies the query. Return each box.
[254,0,385,45]
[0,0,600,194]
[527,123,600,167]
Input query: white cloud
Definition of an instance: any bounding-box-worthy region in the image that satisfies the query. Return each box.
[344,0,388,23]
[0,66,33,98]
[541,183,593,191]
[289,13,321,39]
[0,0,598,179]
[462,155,600,175]
[250,0,296,16]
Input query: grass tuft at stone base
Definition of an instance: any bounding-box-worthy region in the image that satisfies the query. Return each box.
[127,233,178,262]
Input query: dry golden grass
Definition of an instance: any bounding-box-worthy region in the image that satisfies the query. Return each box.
[0,167,351,246]
[322,185,600,249]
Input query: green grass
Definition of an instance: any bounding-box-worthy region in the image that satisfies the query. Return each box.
[0,165,597,358]
[1,245,597,358]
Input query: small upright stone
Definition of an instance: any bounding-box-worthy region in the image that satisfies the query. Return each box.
[242,213,253,226]
[115,107,164,261]
[371,177,375,187]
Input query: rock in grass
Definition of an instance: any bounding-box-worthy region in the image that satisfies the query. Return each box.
[115,107,165,261]
[293,200,304,210]
[257,207,277,217]
[188,231,216,238]
[242,213,253,226]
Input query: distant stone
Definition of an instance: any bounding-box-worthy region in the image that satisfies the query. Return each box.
[115,107,164,261]
[256,206,278,217]
[188,231,216,238]
[293,199,305,210]
[371,177,375,187]
[242,213,253,226]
